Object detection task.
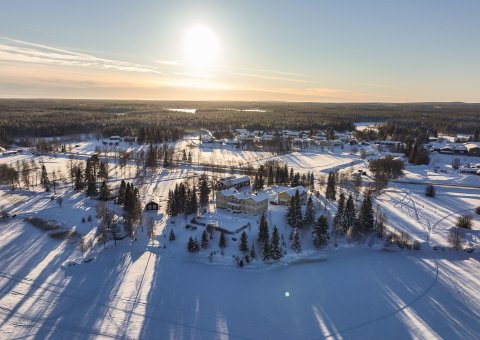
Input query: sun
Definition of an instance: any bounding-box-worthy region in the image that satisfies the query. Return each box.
[183,25,219,70]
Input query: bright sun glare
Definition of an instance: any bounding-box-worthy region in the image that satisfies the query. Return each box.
[183,25,219,70]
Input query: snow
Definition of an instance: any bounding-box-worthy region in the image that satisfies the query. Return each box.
[1,136,480,338]
[1,219,479,339]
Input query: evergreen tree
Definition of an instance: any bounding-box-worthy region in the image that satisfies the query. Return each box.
[40,164,50,191]
[118,180,126,205]
[98,161,109,181]
[261,238,270,261]
[219,230,226,249]
[199,174,210,209]
[86,175,97,197]
[357,191,375,233]
[325,172,336,200]
[188,236,199,252]
[293,190,303,229]
[312,215,329,248]
[342,194,357,236]
[250,242,256,259]
[333,192,346,234]
[74,167,85,192]
[286,195,295,226]
[270,226,282,260]
[239,231,248,253]
[303,195,315,227]
[291,228,301,253]
[267,165,274,186]
[201,230,209,249]
[258,214,269,245]
[169,229,176,241]
[99,180,110,201]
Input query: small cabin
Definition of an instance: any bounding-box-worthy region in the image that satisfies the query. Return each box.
[145,201,159,211]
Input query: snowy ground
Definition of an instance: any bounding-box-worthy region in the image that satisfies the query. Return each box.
[1,138,480,339]
[1,218,479,339]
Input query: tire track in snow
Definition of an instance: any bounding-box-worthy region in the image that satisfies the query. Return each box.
[317,262,439,339]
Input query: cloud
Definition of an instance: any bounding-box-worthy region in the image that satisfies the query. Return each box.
[0,36,165,75]
[155,59,182,66]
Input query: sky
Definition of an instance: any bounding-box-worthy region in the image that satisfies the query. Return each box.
[0,0,479,102]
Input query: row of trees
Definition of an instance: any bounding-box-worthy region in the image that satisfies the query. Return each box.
[252,161,315,191]
[166,174,211,216]
[333,191,385,239]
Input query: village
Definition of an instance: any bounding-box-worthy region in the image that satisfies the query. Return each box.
[0,124,479,260]
[0,124,479,338]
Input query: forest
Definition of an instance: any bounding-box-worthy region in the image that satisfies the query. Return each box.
[1,99,479,146]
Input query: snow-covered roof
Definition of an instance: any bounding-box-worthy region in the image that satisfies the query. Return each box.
[265,186,307,196]
[219,188,268,202]
[218,176,250,186]
[465,143,480,150]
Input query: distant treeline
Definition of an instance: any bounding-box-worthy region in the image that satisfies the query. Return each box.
[0,99,479,146]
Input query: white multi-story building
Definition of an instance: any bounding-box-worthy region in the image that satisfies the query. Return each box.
[216,188,268,215]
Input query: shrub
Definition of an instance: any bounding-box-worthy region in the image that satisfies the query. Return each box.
[425,184,435,197]
[456,215,472,229]
[475,206,480,215]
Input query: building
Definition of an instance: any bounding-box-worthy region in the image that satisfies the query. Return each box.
[109,136,121,141]
[459,167,479,175]
[465,143,480,156]
[145,201,159,211]
[266,186,308,205]
[216,188,268,215]
[217,175,250,190]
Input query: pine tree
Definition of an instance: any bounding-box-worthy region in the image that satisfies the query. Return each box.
[86,175,97,197]
[250,242,256,259]
[334,192,346,234]
[169,229,176,241]
[99,180,110,201]
[270,226,282,260]
[201,230,209,249]
[188,236,199,252]
[293,190,303,229]
[286,195,295,226]
[325,171,336,200]
[118,180,126,205]
[258,214,269,244]
[40,164,50,191]
[261,238,270,261]
[219,230,226,249]
[291,228,301,253]
[342,194,356,236]
[239,231,248,253]
[199,174,210,209]
[313,215,329,249]
[74,167,84,191]
[304,195,315,227]
[357,191,374,233]
[267,165,274,186]
[98,161,109,181]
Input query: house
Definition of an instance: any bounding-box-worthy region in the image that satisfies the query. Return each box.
[225,139,241,148]
[145,201,159,211]
[465,143,480,156]
[440,145,455,154]
[217,175,250,190]
[110,136,121,141]
[123,136,136,143]
[216,188,268,215]
[266,186,308,205]
[459,167,479,175]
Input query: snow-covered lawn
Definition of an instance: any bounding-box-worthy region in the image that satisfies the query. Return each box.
[0,219,479,339]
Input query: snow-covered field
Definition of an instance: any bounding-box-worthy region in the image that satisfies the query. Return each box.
[1,218,479,339]
[1,138,480,339]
